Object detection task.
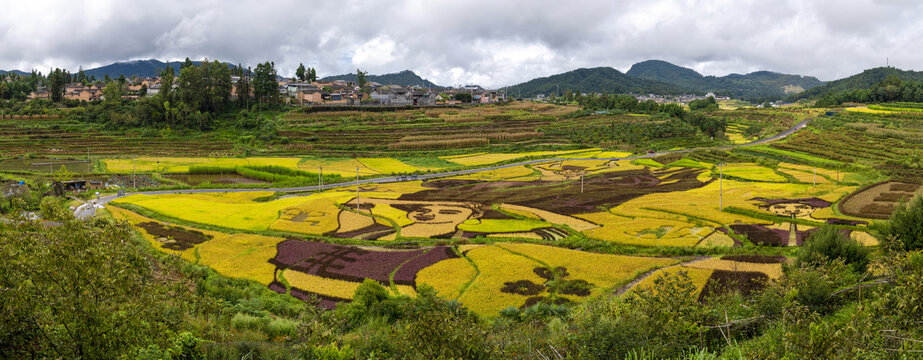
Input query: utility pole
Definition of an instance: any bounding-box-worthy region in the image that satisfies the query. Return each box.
[319,166,323,189]
[720,164,723,211]
[813,168,816,186]
[581,175,584,194]
[356,167,360,212]
[133,156,137,189]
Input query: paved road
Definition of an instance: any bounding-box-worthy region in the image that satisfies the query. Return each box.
[90,117,813,209]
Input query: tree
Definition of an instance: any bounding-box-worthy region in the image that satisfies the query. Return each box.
[252,61,279,106]
[453,92,472,103]
[48,68,67,103]
[209,60,232,112]
[309,67,317,82]
[236,65,251,108]
[102,81,123,103]
[0,203,187,359]
[296,63,306,81]
[356,68,368,91]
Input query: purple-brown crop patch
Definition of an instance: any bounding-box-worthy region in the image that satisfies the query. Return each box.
[268,239,457,308]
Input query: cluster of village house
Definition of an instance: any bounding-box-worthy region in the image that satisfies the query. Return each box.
[25,76,509,106]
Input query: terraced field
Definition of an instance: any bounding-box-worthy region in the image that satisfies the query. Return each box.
[87,103,923,318]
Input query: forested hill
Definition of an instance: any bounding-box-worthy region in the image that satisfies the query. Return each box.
[82,59,238,79]
[0,70,29,76]
[789,67,923,101]
[321,70,444,88]
[507,67,686,98]
[626,59,824,101]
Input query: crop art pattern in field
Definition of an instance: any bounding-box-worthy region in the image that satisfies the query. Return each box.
[448,244,678,316]
[268,240,457,308]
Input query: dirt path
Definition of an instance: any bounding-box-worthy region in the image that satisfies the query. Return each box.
[611,256,711,297]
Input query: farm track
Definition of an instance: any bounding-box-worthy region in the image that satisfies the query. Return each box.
[610,256,711,297]
[94,117,813,207]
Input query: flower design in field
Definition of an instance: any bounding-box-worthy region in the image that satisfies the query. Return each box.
[499,266,594,308]
[723,197,866,247]
[137,221,212,250]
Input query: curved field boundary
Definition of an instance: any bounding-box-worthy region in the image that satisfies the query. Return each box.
[836,180,892,219]
[389,248,431,295]
[93,117,815,208]
[494,244,550,268]
[611,256,711,297]
[453,246,481,300]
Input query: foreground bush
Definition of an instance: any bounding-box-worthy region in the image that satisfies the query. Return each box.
[796,225,870,273]
[0,202,196,359]
[876,193,923,252]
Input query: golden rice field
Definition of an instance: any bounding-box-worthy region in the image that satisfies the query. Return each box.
[719,163,788,182]
[843,106,893,114]
[632,265,714,298]
[104,157,303,173]
[104,147,888,317]
[110,156,865,249]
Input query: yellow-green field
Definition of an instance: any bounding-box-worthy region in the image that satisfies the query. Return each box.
[104,157,303,173]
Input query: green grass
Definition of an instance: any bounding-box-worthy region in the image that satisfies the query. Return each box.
[457,219,552,233]
[740,146,843,168]
[632,159,664,168]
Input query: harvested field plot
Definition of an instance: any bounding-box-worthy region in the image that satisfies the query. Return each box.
[839,181,922,219]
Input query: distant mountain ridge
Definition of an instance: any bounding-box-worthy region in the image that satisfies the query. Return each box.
[508,67,686,98]
[321,70,444,88]
[626,60,824,100]
[789,67,923,101]
[80,59,238,79]
[0,70,29,76]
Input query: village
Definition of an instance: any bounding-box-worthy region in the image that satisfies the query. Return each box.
[22,74,511,106]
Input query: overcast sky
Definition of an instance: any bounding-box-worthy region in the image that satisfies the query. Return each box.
[2,0,921,88]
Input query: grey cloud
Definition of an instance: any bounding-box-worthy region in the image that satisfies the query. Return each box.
[1,0,922,87]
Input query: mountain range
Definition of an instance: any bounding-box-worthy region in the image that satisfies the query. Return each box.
[626,60,824,100]
[3,58,921,101]
[0,70,29,76]
[506,67,685,98]
[321,70,443,89]
[507,60,825,100]
[82,59,238,79]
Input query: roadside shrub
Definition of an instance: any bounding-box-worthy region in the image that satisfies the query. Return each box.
[875,193,923,252]
[785,260,858,314]
[568,271,706,358]
[230,312,266,332]
[264,318,298,339]
[796,225,870,273]
[311,343,354,360]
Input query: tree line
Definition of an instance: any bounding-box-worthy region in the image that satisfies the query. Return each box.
[816,75,923,106]
[576,93,727,138]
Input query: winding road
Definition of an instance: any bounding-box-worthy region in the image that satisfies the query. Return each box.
[90,117,812,209]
